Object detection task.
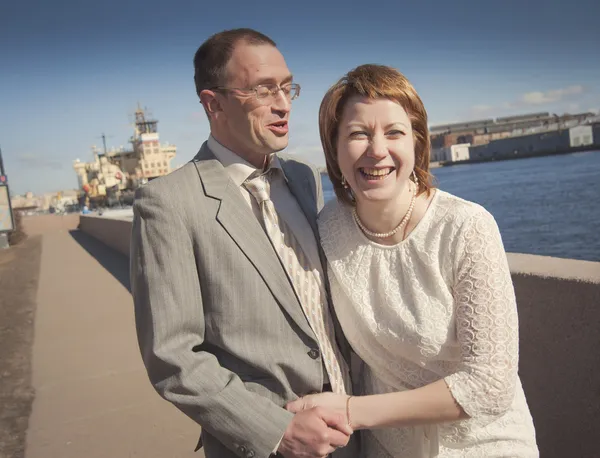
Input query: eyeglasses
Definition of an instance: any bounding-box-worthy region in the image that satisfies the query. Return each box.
[211,83,301,103]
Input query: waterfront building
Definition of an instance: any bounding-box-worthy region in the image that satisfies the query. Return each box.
[468,123,600,160]
[431,143,471,162]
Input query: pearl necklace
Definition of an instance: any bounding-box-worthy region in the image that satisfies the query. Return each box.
[352,184,417,239]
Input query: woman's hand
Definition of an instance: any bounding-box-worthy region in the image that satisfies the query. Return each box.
[286,393,351,425]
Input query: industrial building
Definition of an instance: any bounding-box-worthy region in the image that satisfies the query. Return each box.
[430,111,600,164]
[468,123,600,161]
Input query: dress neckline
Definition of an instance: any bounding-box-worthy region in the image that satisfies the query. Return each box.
[350,189,441,250]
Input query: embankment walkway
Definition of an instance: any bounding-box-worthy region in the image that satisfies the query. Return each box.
[24,220,202,458]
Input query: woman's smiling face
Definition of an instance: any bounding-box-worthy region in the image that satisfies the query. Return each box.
[336,96,415,205]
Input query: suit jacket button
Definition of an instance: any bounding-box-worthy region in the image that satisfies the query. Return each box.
[238,445,247,453]
[247,451,255,458]
[308,348,320,359]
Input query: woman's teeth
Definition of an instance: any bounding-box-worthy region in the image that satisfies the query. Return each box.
[359,167,394,180]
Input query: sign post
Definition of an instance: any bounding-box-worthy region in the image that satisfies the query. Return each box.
[0,147,14,249]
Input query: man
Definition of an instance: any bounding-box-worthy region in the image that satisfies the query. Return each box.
[130,28,358,458]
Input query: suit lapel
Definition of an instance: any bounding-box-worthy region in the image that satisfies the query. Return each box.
[192,143,314,338]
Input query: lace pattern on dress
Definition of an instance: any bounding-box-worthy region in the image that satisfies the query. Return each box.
[318,191,538,457]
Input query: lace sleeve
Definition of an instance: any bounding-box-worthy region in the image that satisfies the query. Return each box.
[444,208,518,418]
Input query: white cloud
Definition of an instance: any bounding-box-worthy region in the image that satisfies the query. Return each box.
[465,84,587,120]
[520,85,584,105]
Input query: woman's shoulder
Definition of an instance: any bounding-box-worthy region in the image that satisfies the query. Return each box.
[317,198,359,253]
[434,189,496,227]
[318,197,351,228]
[432,190,504,259]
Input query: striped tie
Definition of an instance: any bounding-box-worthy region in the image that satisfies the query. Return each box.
[244,171,349,394]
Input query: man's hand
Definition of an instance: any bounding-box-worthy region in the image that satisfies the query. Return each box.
[277,407,352,457]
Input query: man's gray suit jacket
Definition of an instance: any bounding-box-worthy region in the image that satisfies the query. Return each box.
[130,142,356,458]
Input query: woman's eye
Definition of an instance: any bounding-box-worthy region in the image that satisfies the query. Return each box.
[387,130,405,137]
[349,131,367,138]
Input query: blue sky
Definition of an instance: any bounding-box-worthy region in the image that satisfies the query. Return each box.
[1,0,599,195]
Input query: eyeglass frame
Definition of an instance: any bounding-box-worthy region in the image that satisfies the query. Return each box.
[209,82,301,102]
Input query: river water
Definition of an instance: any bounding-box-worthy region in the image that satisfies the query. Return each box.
[323,150,600,262]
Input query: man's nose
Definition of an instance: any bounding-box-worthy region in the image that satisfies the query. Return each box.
[272,89,291,114]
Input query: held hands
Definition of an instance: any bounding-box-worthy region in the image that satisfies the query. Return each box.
[287,393,351,426]
[277,395,353,458]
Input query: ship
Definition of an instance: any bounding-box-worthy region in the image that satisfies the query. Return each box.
[73,106,177,208]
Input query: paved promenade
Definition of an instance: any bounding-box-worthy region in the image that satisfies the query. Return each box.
[24,224,202,457]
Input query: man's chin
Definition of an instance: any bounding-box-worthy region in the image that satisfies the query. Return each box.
[269,138,289,153]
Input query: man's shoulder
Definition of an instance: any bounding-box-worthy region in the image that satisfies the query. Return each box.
[134,161,198,202]
[277,153,320,177]
[139,161,198,192]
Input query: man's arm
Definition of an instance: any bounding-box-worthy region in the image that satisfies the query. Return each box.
[130,186,294,457]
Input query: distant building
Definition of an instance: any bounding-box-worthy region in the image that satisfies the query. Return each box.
[468,123,600,160]
[569,125,594,148]
[431,143,471,163]
[10,192,40,211]
[12,189,79,213]
[429,112,599,162]
[429,118,495,136]
[494,112,551,124]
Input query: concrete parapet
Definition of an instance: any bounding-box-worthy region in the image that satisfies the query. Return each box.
[511,272,599,457]
[79,214,600,458]
[507,252,600,283]
[79,214,600,285]
[79,214,132,257]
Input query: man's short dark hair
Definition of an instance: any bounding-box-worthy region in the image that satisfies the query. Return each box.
[193,28,276,99]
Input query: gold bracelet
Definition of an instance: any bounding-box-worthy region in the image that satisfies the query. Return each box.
[346,395,353,428]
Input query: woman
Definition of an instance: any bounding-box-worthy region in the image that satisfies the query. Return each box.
[287,64,538,457]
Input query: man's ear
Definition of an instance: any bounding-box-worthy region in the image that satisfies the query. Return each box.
[199,89,223,118]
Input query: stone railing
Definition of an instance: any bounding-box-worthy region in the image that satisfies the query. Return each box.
[78,214,132,257]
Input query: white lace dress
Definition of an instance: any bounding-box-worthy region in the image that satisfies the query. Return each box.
[319,190,538,457]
